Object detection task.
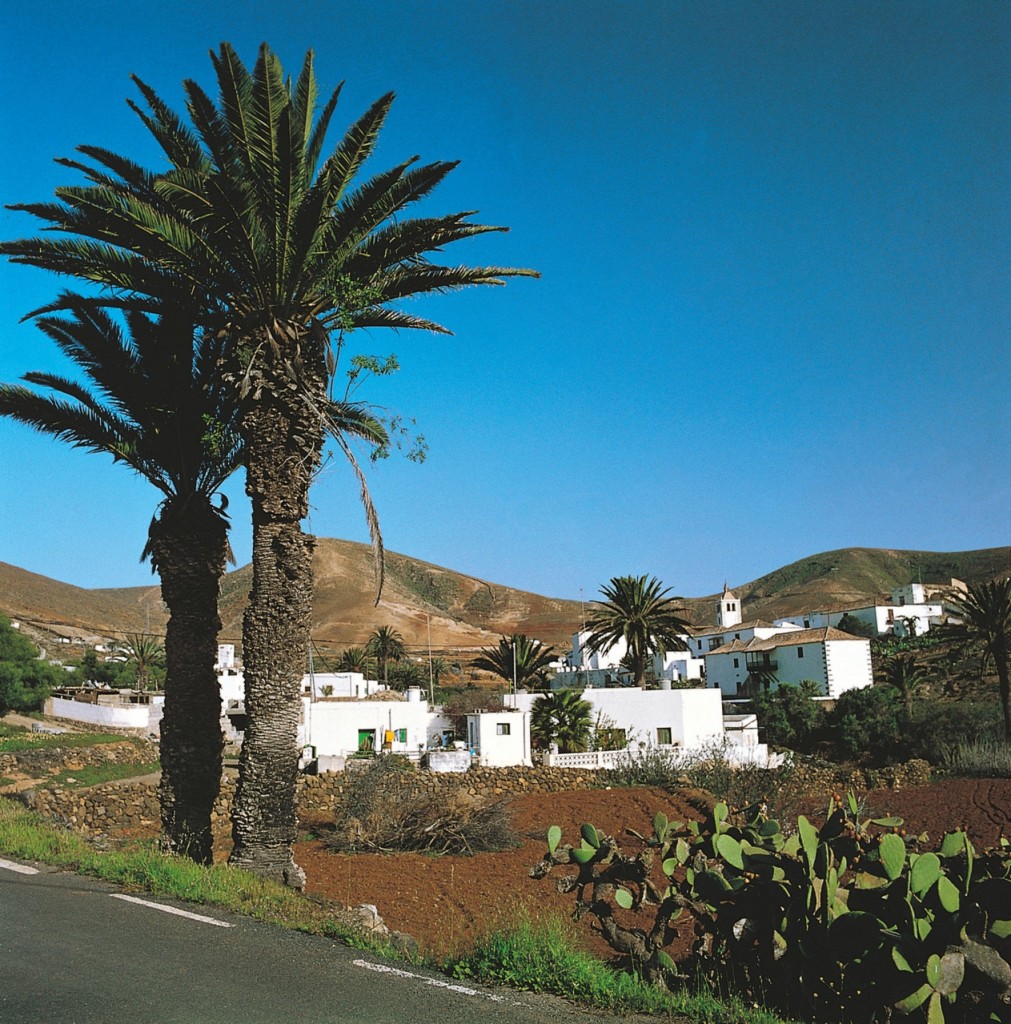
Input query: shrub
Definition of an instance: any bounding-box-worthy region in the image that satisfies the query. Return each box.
[533,794,1011,1023]
[903,700,1003,764]
[830,684,903,762]
[325,756,516,855]
[941,737,1011,778]
[750,683,826,751]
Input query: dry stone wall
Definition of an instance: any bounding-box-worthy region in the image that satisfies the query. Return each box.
[17,758,931,841]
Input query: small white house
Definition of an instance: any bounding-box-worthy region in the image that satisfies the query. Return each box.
[466,711,532,766]
[299,688,453,761]
[705,627,873,699]
[774,600,943,638]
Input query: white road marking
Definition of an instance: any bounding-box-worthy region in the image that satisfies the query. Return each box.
[110,893,233,927]
[352,958,510,1003]
[0,858,38,875]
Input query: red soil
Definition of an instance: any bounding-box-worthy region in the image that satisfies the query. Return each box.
[294,778,1011,960]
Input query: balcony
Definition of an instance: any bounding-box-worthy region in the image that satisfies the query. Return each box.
[745,658,778,673]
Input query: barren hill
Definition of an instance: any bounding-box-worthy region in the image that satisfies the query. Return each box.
[1,542,1008,656]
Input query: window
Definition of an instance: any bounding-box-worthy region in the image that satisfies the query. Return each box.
[733,657,739,668]
[357,729,376,752]
[734,632,740,640]
[657,727,672,745]
[496,723,511,736]
[804,619,810,628]
[394,728,407,743]
[797,647,804,658]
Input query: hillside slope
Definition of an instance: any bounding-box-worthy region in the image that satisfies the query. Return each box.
[2,542,1008,654]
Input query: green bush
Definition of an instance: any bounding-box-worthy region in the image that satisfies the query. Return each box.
[903,700,1004,764]
[0,616,63,715]
[534,795,1011,1023]
[751,683,826,751]
[831,684,903,762]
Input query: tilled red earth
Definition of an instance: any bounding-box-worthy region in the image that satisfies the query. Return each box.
[294,778,1011,959]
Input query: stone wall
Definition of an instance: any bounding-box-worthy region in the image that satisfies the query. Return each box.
[1,740,156,783]
[24,763,603,839]
[18,758,931,841]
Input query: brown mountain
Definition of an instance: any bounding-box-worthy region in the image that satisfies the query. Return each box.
[1,541,1008,656]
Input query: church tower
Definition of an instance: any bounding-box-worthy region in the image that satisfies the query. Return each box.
[716,582,742,628]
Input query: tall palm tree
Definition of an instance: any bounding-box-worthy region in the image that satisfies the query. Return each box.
[531,690,593,753]
[473,634,557,690]
[119,633,166,691]
[365,625,407,687]
[0,302,240,863]
[949,578,1011,739]
[584,575,692,688]
[1,43,536,885]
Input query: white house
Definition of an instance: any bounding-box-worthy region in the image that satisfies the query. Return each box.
[705,626,873,699]
[773,599,943,638]
[505,686,773,767]
[558,630,704,687]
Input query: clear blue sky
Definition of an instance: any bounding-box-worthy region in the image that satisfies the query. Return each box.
[0,1,1008,602]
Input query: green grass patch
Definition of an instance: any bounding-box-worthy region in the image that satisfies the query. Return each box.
[43,761,161,789]
[448,915,789,1023]
[0,799,400,957]
[0,731,144,754]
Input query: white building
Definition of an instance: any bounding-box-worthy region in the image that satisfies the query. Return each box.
[559,630,704,687]
[505,686,773,767]
[705,627,873,699]
[216,644,236,671]
[773,599,943,638]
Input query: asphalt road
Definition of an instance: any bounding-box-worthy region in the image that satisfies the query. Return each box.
[0,857,627,1023]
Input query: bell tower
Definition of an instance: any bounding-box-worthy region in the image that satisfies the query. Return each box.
[716,582,741,628]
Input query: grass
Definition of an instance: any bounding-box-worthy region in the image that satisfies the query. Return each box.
[941,737,1011,778]
[0,726,146,754]
[449,915,789,1023]
[0,798,400,956]
[43,761,161,789]
[0,797,792,1023]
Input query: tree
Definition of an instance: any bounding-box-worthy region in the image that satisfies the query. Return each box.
[0,617,63,716]
[830,685,903,762]
[750,682,826,751]
[472,634,557,690]
[836,613,877,639]
[584,576,691,687]
[530,690,593,753]
[949,578,1011,739]
[336,646,368,673]
[119,633,165,692]
[880,654,930,713]
[0,304,240,863]
[2,43,536,884]
[365,626,407,687]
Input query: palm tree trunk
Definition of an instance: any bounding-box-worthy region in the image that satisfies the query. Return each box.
[152,499,228,865]
[229,342,324,887]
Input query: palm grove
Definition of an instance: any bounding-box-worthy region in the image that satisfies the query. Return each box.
[0,43,534,884]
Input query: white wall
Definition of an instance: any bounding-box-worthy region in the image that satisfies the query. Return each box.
[775,603,942,637]
[467,712,531,766]
[299,696,453,758]
[824,638,874,698]
[46,695,162,732]
[506,686,726,749]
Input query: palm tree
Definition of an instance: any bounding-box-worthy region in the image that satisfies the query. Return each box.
[2,43,536,885]
[949,578,1011,738]
[584,576,692,687]
[0,303,240,863]
[336,646,368,673]
[531,690,593,753]
[880,654,930,713]
[119,633,166,691]
[365,626,407,687]
[473,634,557,690]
